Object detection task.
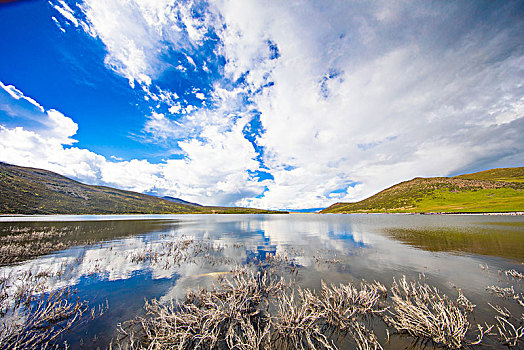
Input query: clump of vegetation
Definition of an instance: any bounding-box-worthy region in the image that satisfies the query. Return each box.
[274,280,388,350]
[117,267,284,349]
[489,303,524,347]
[505,269,524,280]
[1,233,522,349]
[117,266,490,350]
[111,251,524,350]
[117,267,389,350]
[0,220,173,265]
[0,271,104,349]
[485,269,524,347]
[274,288,333,350]
[384,276,472,349]
[487,285,524,306]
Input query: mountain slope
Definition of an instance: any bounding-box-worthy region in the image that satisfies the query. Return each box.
[0,162,284,215]
[321,167,524,214]
[162,196,202,206]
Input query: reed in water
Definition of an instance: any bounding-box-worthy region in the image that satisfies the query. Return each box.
[115,258,524,350]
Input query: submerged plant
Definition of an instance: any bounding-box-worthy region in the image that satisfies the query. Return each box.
[0,267,107,349]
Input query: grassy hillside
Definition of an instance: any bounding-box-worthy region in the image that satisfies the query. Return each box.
[321,167,524,214]
[454,167,524,183]
[0,162,285,215]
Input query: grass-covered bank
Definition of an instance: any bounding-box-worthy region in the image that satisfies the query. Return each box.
[322,167,524,214]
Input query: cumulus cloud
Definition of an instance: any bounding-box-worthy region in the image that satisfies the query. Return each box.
[58,0,218,88]
[26,1,524,208]
[0,83,106,184]
[0,81,265,205]
[216,1,523,208]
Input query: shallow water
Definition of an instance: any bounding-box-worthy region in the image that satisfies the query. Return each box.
[0,214,523,349]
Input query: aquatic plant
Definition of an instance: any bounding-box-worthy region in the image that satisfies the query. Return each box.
[118,267,284,349]
[274,280,388,350]
[489,303,524,347]
[2,233,522,349]
[505,269,524,280]
[117,262,391,350]
[384,276,471,349]
[0,271,103,349]
[485,269,524,347]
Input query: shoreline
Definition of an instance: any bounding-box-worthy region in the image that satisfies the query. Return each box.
[1,211,522,218]
[318,211,524,215]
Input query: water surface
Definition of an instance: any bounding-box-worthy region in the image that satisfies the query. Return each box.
[0,214,523,349]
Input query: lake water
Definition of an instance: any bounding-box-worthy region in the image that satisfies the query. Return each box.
[0,214,523,349]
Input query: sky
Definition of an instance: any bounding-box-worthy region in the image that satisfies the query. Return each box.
[0,0,523,210]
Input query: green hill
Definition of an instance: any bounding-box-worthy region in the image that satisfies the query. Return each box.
[321,167,524,214]
[0,162,285,215]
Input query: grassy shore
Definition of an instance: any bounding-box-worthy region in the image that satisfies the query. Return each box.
[321,167,524,214]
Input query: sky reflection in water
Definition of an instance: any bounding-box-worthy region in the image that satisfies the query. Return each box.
[0,214,522,348]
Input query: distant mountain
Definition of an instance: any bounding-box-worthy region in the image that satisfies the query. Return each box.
[285,208,325,213]
[321,167,524,214]
[0,162,286,215]
[161,196,202,207]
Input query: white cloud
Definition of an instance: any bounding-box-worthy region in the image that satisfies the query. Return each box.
[208,0,524,209]
[0,81,265,206]
[0,81,45,113]
[52,0,79,27]
[168,104,181,114]
[52,0,218,88]
[35,1,524,208]
[195,92,205,100]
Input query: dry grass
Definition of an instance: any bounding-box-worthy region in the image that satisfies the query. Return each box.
[128,237,234,270]
[487,285,524,307]
[384,276,471,349]
[117,267,284,350]
[274,280,388,350]
[0,287,87,349]
[117,263,391,350]
[0,271,104,349]
[274,288,333,350]
[0,229,72,265]
[2,234,521,349]
[112,257,524,349]
[485,269,524,347]
[489,303,524,347]
[315,281,387,350]
[505,269,524,280]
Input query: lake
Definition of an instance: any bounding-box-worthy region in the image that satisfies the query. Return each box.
[0,214,523,349]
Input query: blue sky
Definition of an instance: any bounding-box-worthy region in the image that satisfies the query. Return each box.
[0,0,523,209]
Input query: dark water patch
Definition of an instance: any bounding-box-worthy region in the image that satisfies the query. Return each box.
[0,218,179,265]
[385,226,524,262]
